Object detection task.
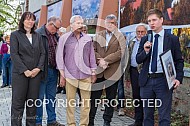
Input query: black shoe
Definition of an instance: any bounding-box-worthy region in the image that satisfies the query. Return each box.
[88,119,94,126]
[128,122,142,126]
[1,85,6,88]
[103,120,110,126]
[56,90,62,94]
[88,123,94,126]
[62,89,66,94]
[47,121,65,126]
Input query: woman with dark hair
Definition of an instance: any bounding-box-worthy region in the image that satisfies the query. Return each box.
[10,11,45,126]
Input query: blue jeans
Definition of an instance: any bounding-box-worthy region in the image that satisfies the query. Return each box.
[36,67,58,124]
[0,54,2,74]
[2,54,12,86]
[117,75,125,109]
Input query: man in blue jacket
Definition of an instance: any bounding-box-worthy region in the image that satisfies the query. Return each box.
[136,9,184,126]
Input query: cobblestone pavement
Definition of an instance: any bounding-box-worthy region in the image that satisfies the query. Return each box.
[0,79,135,126]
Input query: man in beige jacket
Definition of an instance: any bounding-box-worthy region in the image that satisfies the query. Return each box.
[89,14,127,126]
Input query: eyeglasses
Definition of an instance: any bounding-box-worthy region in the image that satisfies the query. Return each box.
[52,23,60,30]
[137,31,146,34]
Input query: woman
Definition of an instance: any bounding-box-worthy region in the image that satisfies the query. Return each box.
[10,12,45,126]
[1,35,12,88]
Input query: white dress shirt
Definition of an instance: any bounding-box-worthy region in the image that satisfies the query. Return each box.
[149,29,164,73]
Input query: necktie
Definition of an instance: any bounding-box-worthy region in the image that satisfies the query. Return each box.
[151,34,159,73]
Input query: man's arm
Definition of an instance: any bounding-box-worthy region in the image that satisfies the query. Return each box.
[172,36,184,84]
[56,35,65,73]
[136,36,151,64]
[93,35,102,61]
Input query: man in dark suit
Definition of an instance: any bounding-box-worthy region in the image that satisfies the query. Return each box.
[136,9,184,126]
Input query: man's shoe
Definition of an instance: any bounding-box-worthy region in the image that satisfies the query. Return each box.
[47,121,65,126]
[88,119,94,126]
[128,122,142,126]
[118,108,125,116]
[56,90,62,94]
[103,120,110,126]
[88,123,94,126]
[1,85,6,88]
[62,89,66,94]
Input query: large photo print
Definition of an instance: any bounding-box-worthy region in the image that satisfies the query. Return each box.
[120,0,190,77]
[72,0,101,25]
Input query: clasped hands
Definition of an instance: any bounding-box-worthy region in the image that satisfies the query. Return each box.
[98,58,108,69]
[24,68,40,78]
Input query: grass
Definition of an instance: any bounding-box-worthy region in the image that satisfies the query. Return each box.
[184,62,190,68]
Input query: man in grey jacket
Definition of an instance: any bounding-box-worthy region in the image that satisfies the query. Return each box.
[35,16,64,126]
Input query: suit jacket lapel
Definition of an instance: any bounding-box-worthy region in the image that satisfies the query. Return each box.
[32,33,36,47]
[20,31,33,47]
[106,32,117,51]
[102,31,107,52]
[163,30,169,51]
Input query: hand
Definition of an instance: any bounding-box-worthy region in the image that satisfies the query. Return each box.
[98,58,108,69]
[173,79,180,89]
[125,80,131,88]
[144,41,152,53]
[31,68,40,78]
[24,70,32,77]
[60,75,66,87]
[102,61,108,69]
[98,58,106,67]
[59,70,65,78]
[91,75,97,84]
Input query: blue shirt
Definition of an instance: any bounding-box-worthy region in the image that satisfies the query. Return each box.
[131,38,140,67]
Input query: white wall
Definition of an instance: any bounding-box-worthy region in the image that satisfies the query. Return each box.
[29,0,46,12]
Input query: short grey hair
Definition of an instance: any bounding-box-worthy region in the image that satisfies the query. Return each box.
[47,16,62,24]
[70,15,83,24]
[105,14,117,23]
[136,23,148,31]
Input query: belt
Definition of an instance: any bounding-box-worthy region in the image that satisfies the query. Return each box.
[148,73,164,78]
[130,66,137,69]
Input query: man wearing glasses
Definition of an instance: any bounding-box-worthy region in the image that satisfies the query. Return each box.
[35,16,65,126]
[125,23,148,126]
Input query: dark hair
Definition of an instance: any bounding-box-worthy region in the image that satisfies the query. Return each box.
[146,8,164,19]
[18,11,36,34]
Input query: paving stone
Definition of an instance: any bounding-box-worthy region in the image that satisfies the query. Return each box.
[0,80,135,126]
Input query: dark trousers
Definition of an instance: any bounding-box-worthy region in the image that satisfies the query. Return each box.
[11,72,42,126]
[140,76,173,126]
[117,75,125,109]
[89,77,118,124]
[130,66,143,123]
